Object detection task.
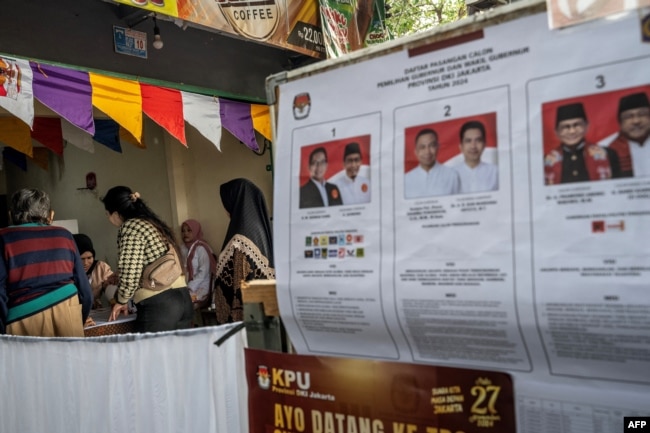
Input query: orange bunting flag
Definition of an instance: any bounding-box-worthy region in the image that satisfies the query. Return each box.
[0,117,33,157]
[30,147,50,171]
[251,104,272,142]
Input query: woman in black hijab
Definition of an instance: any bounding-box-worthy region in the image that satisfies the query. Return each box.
[213,178,275,324]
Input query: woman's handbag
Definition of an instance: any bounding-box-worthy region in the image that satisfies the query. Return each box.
[140,244,183,290]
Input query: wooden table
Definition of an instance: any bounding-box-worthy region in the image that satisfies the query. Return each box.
[84,307,136,337]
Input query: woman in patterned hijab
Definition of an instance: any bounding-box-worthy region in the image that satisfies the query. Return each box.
[213,178,275,324]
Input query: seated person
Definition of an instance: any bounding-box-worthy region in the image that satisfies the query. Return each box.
[73,234,116,309]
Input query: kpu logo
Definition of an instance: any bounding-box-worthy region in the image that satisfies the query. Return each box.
[257,365,271,389]
[293,93,311,120]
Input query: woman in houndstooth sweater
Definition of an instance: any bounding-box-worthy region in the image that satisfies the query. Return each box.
[102,185,193,333]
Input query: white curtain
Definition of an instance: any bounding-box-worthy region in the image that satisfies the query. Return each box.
[0,324,249,433]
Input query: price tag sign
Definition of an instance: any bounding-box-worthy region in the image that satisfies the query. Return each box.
[113,25,147,59]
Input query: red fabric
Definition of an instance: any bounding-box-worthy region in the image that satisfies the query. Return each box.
[140,84,187,146]
[608,134,633,176]
[544,143,613,185]
[31,117,63,155]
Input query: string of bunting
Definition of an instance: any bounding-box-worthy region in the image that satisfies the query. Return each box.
[0,57,271,171]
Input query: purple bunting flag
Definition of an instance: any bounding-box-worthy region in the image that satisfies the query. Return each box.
[219,98,259,152]
[30,62,95,135]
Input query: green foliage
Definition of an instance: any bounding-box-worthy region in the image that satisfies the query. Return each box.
[384,0,468,38]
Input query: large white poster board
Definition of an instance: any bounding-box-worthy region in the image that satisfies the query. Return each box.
[272,6,650,432]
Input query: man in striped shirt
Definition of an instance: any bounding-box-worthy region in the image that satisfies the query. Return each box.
[0,188,93,336]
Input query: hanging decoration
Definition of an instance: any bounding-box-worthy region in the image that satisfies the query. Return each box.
[89,72,144,146]
[2,147,27,171]
[251,104,272,142]
[181,91,222,151]
[61,118,95,153]
[0,60,273,171]
[0,56,34,128]
[141,83,186,146]
[219,98,259,152]
[0,117,32,157]
[92,119,122,153]
[32,117,64,155]
[30,63,95,135]
[30,148,50,171]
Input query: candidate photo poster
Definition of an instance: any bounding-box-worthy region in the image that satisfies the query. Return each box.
[404,112,498,170]
[541,84,650,185]
[393,86,510,204]
[287,112,394,358]
[298,135,371,190]
[271,9,650,426]
[403,111,499,199]
[528,67,650,383]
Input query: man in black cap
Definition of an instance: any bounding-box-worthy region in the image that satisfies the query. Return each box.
[608,92,650,178]
[299,146,344,208]
[544,102,620,185]
[333,142,371,205]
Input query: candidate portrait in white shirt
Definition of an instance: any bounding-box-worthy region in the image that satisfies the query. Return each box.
[404,128,460,199]
[333,141,371,205]
[455,120,498,194]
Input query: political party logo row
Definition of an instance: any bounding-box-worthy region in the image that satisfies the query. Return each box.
[305,233,364,259]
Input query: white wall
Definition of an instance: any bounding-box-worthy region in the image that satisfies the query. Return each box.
[3,116,274,268]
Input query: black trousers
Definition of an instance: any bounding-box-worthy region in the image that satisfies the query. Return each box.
[134,287,194,333]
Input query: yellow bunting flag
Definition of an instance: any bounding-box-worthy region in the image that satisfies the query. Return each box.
[89,73,143,144]
[251,104,272,142]
[120,126,146,149]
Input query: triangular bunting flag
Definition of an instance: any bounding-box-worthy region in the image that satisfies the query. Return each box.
[89,73,143,144]
[2,147,28,171]
[30,147,50,171]
[30,62,95,135]
[219,98,259,152]
[93,119,122,153]
[181,92,221,151]
[0,117,33,157]
[31,117,63,155]
[61,119,94,153]
[251,104,272,142]
[141,84,186,146]
[0,57,34,128]
[120,127,146,148]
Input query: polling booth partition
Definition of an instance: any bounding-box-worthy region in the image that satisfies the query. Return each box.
[0,324,249,433]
